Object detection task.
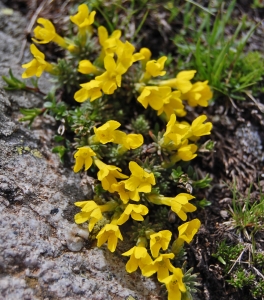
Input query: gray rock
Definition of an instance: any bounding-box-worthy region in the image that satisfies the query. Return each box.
[0,5,161,300]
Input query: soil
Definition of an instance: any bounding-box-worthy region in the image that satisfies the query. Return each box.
[2,0,264,299]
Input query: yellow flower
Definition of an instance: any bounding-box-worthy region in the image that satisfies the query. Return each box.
[155,193,196,221]
[121,133,144,150]
[162,114,189,148]
[190,115,212,137]
[78,60,100,75]
[116,204,149,225]
[94,159,128,193]
[162,193,196,221]
[73,146,96,172]
[139,47,152,68]
[96,223,123,252]
[98,26,121,59]
[170,140,198,163]
[149,230,172,258]
[145,56,167,77]
[124,161,156,201]
[157,90,185,119]
[95,55,127,94]
[122,245,153,273]
[74,80,103,102]
[142,253,175,282]
[74,200,103,231]
[137,86,171,110]
[70,3,96,35]
[93,120,122,144]
[159,70,196,93]
[111,181,131,204]
[172,219,201,254]
[74,200,118,232]
[32,18,67,48]
[116,40,144,71]
[22,44,54,78]
[162,268,186,300]
[182,80,213,107]
[178,218,201,243]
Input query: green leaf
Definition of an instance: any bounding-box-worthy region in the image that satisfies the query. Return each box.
[2,69,26,90]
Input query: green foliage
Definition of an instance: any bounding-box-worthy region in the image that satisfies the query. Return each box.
[227,270,255,289]
[229,183,264,238]
[2,69,26,90]
[213,237,264,297]
[171,0,263,100]
[192,174,212,189]
[252,280,264,298]
[19,108,45,126]
[182,262,200,300]
[2,69,44,95]
[213,240,244,270]
[130,114,150,135]
[253,252,264,268]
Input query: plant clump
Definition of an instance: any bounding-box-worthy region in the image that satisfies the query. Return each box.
[3,3,215,299]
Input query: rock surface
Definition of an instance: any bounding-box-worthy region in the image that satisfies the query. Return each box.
[0,5,160,300]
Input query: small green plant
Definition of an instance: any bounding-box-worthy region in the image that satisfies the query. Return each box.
[213,181,264,298]
[228,182,264,239]
[212,240,244,271]
[213,241,264,298]
[227,269,255,289]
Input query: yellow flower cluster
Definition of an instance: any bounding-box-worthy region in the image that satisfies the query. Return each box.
[160,114,213,166]
[21,4,214,299]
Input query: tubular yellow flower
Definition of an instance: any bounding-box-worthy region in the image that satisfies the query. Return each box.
[162,114,189,148]
[157,90,185,118]
[70,3,96,35]
[95,55,127,94]
[93,120,121,144]
[74,200,118,232]
[111,181,131,204]
[170,140,198,163]
[172,219,201,256]
[32,18,67,48]
[159,70,196,93]
[178,218,201,243]
[139,47,152,69]
[149,230,172,258]
[73,146,96,172]
[94,159,128,193]
[161,193,196,221]
[142,253,175,282]
[116,204,149,225]
[150,193,196,221]
[162,268,186,300]
[121,133,144,150]
[182,80,213,107]
[116,40,144,71]
[124,161,156,201]
[22,44,54,78]
[190,115,213,137]
[96,223,123,252]
[145,56,167,77]
[78,60,101,75]
[74,200,102,231]
[98,26,122,60]
[137,86,171,111]
[122,245,153,273]
[74,80,103,102]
